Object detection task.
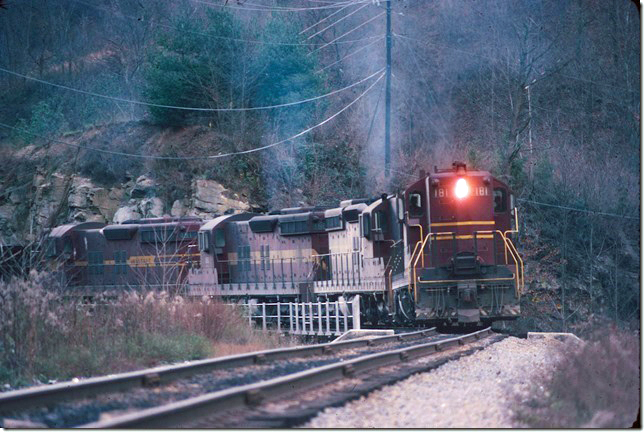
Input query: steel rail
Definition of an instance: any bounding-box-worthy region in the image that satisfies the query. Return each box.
[79,328,494,428]
[0,328,436,413]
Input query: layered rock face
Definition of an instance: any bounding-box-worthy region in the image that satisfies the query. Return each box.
[0,173,249,244]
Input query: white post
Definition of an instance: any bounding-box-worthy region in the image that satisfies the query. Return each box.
[318,302,322,335]
[309,302,313,334]
[289,302,293,333]
[335,301,340,334]
[277,302,281,332]
[247,303,252,328]
[295,302,299,334]
[326,300,330,335]
[262,303,266,331]
[343,299,348,332]
[352,295,361,330]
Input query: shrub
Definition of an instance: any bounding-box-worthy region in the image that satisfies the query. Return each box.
[0,272,289,389]
[13,100,67,144]
[513,327,640,428]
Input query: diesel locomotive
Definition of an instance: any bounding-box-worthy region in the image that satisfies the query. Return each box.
[45,162,523,325]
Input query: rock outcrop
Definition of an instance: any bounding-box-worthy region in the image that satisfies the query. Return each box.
[190,179,250,219]
[0,172,250,244]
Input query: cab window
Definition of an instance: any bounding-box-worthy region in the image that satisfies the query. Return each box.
[373,210,387,233]
[409,192,423,216]
[198,231,210,252]
[214,229,225,248]
[494,188,507,213]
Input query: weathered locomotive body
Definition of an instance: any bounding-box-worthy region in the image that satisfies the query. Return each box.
[46,162,523,325]
[46,217,202,293]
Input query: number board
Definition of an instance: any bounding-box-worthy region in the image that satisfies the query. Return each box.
[433,186,489,198]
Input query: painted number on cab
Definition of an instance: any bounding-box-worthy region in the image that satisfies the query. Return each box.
[434,186,489,197]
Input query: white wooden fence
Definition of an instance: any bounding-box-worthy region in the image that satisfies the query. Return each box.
[233,296,361,336]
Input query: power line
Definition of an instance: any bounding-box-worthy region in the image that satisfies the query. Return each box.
[299,1,358,34]
[0,72,384,160]
[159,20,382,47]
[0,66,384,112]
[61,0,380,47]
[315,36,383,74]
[517,198,639,220]
[310,11,385,54]
[306,2,370,39]
[190,0,368,13]
[239,0,360,11]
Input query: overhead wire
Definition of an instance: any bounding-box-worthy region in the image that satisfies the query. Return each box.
[0,72,384,160]
[315,36,384,74]
[234,0,359,10]
[60,0,380,47]
[310,11,385,54]
[299,0,357,34]
[0,66,384,112]
[189,0,368,13]
[306,2,370,39]
[517,198,639,220]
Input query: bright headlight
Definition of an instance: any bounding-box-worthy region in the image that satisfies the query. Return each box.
[454,178,469,199]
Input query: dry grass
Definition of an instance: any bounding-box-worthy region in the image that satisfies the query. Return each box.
[0,272,294,389]
[513,326,640,428]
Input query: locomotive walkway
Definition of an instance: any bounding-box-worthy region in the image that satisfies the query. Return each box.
[0,328,502,428]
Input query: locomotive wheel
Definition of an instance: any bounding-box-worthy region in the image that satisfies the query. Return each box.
[363,295,380,326]
[395,290,415,323]
[377,299,388,323]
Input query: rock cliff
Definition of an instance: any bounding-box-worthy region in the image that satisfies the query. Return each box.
[0,172,249,244]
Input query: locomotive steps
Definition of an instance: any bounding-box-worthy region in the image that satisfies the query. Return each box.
[0,328,503,428]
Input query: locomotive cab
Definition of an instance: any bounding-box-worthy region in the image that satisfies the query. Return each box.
[403,162,523,324]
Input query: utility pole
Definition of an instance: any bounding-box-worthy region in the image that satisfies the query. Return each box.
[384,0,391,178]
[526,84,533,181]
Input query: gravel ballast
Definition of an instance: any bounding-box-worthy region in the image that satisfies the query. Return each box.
[304,336,566,428]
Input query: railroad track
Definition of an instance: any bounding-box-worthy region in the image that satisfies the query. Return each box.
[0,328,503,428]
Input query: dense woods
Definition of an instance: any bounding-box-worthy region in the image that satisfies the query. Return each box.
[0,0,639,331]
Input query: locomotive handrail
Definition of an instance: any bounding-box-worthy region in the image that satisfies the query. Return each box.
[410,232,434,302]
[419,229,522,300]
[477,229,523,298]
[408,223,424,266]
[502,207,520,264]
[503,236,524,296]
[478,230,523,298]
[407,233,425,277]
[406,233,428,295]
[417,275,516,284]
[503,208,523,294]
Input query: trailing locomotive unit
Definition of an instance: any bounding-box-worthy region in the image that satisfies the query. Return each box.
[45,217,202,294]
[188,162,523,325]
